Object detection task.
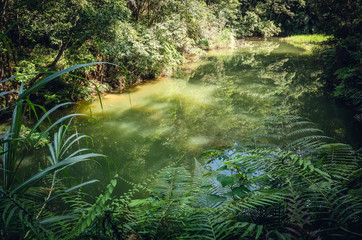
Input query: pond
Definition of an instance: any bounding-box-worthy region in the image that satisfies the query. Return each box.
[70,39,360,193]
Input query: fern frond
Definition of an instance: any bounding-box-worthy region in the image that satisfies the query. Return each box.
[181,209,263,240]
[253,115,329,151]
[150,167,192,201]
[0,191,51,239]
[284,181,321,240]
[69,174,118,239]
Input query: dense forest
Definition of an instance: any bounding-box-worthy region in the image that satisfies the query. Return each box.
[1,0,361,239]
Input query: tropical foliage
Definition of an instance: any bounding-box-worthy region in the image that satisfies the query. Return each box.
[3,98,360,239]
[0,0,361,239]
[41,122,361,239]
[0,0,236,110]
[0,63,106,239]
[319,34,362,121]
[2,0,359,107]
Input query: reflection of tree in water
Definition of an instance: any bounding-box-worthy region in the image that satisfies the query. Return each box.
[247,40,281,56]
[186,40,322,119]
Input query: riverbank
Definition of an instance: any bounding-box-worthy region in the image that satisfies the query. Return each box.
[281,34,332,53]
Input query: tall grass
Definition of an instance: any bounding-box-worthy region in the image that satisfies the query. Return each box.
[0,63,110,238]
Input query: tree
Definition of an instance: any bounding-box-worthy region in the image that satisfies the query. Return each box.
[309,0,362,38]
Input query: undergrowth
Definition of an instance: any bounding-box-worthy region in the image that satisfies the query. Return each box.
[49,116,361,240]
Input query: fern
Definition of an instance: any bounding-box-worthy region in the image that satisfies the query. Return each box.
[312,143,358,180]
[205,143,362,239]
[252,115,330,152]
[284,181,321,240]
[128,167,192,239]
[0,192,50,239]
[181,208,263,240]
[66,139,360,240]
[69,174,119,239]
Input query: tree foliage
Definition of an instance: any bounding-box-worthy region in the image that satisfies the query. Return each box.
[1,0,361,113]
[0,0,362,239]
[0,0,237,110]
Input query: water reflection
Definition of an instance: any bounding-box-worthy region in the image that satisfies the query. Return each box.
[74,39,351,193]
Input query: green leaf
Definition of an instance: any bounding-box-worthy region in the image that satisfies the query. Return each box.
[298,158,303,166]
[241,223,256,237]
[10,153,104,195]
[2,203,11,222]
[217,165,228,171]
[255,225,263,239]
[217,175,235,187]
[308,164,314,172]
[206,194,227,204]
[32,113,87,147]
[44,180,99,204]
[25,102,74,144]
[232,186,250,197]
[111,179,117,187]
[6,206,17,228]
[0,91,17,97]
[40,215,77,225]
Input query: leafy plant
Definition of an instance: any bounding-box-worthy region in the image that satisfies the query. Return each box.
[251,115,331,152]
[0,63,108,239]
[27,118,359,240]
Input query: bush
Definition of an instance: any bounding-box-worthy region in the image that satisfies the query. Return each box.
[236,11,281,38]
[321,35,362,103]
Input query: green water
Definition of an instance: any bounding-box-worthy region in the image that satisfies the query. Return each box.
[72,39,360,192]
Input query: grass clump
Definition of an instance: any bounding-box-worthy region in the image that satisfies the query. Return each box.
[282,34,333,53]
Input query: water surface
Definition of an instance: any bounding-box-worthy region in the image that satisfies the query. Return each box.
[72,39,360,192]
